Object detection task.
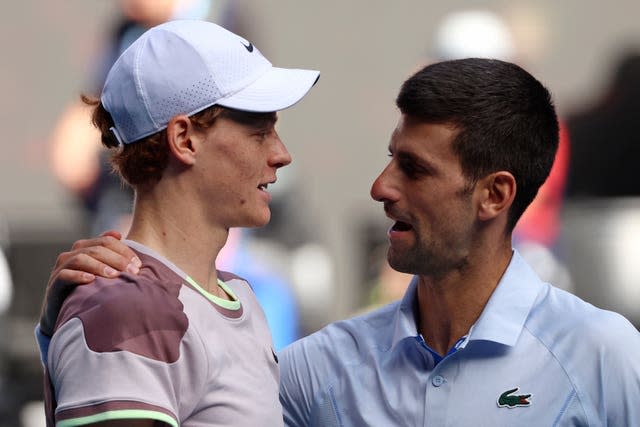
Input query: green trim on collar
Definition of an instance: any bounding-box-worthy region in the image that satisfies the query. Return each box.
[186,276,241,311]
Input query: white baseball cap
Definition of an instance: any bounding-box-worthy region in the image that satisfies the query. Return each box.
[101,20,320,145]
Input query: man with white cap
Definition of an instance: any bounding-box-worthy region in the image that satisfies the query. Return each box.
[40,19,318,426]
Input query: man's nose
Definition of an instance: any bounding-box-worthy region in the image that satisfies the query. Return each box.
[270,136,292,168]
[370,163,399,203]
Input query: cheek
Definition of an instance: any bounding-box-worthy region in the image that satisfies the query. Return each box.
[213,149,260,182]
[415,198,467,236]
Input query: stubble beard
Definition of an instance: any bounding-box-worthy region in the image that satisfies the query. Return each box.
[387,238,468,279]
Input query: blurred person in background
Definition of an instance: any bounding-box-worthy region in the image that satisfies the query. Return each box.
[563,48,640,327]
[39,58,640,426]
[38,19,318,426]
[566,49,640,198]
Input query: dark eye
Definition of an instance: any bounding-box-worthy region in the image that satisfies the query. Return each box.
[254,129,272,142]
[399,158,419,178]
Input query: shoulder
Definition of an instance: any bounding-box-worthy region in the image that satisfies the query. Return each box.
[280,302,401,425]
[281,301,399,376]
[59,271,185,327]
[527,284,639,350]
[55,272,188,363]
[525,284,640,400]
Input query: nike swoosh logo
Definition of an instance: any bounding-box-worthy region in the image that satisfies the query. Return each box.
[241,41,254,52]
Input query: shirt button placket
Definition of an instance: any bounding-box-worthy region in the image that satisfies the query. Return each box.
[432,375,445,387]
[425,371,449,426]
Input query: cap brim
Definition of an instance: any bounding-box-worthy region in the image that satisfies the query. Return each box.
[216,67,320,112]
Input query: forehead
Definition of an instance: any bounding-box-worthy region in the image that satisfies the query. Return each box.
[390,115,459,159]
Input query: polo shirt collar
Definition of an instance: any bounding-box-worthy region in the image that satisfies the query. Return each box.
[468,250,544,346]
[390,275,421,349]
[389,250,545,350]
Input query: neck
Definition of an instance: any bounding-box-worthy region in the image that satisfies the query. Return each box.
[126,188,228,294]
[416,241,513,356]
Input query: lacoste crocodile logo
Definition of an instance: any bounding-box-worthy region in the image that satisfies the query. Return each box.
[497,387,532,408]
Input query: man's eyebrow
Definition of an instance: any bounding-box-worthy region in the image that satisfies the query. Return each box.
[387,146,420,161]
[394,148,421,161]
[397,149,438,172]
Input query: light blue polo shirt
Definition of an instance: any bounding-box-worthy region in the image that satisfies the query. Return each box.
[280,251,640,426]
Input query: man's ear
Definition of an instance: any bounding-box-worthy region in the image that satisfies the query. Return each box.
[166,115,197,166]
[477,171,516,221]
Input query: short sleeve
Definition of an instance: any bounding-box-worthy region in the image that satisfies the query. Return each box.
[599,315,640,425]
[48,276,204,426]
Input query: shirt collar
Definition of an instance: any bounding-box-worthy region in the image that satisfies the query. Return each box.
[389,250,545,350]
[390,275,421,349]
[468,250,544,346]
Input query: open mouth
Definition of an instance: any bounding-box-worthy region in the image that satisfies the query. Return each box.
[391,220,413,232]
[258,183,269,191]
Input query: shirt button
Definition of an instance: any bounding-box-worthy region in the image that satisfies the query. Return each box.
[432,375,445,387]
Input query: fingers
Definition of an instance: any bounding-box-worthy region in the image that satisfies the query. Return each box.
[39,233,141,336]
[52,268,96,287]
[47,234,141,293]
[65,246,139,277]
[100,230,122,240]
[68,234,141,275]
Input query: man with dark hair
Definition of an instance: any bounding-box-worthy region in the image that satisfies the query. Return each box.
[279,59,639,426]
[38,19,318,427]
[39,58,639,425]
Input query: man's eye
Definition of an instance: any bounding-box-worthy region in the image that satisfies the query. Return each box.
[254,130,271,141]
[399,159,418,177]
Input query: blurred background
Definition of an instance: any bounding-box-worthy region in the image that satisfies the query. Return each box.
[1,0,639,425]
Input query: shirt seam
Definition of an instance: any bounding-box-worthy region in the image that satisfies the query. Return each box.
[523,324,590,425]
[327,384,344,427]
[552,389,577,427]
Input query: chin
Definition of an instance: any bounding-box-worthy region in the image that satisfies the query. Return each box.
[388,260,416,275]
[387,250,413,274]
[254,218,271,228]
[231,209,271,229]
[252,210,272,228]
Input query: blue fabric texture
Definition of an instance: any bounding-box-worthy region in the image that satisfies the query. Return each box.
[280,250,640,426]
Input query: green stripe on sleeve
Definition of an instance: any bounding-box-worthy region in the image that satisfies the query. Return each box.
[57,409,178,427]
